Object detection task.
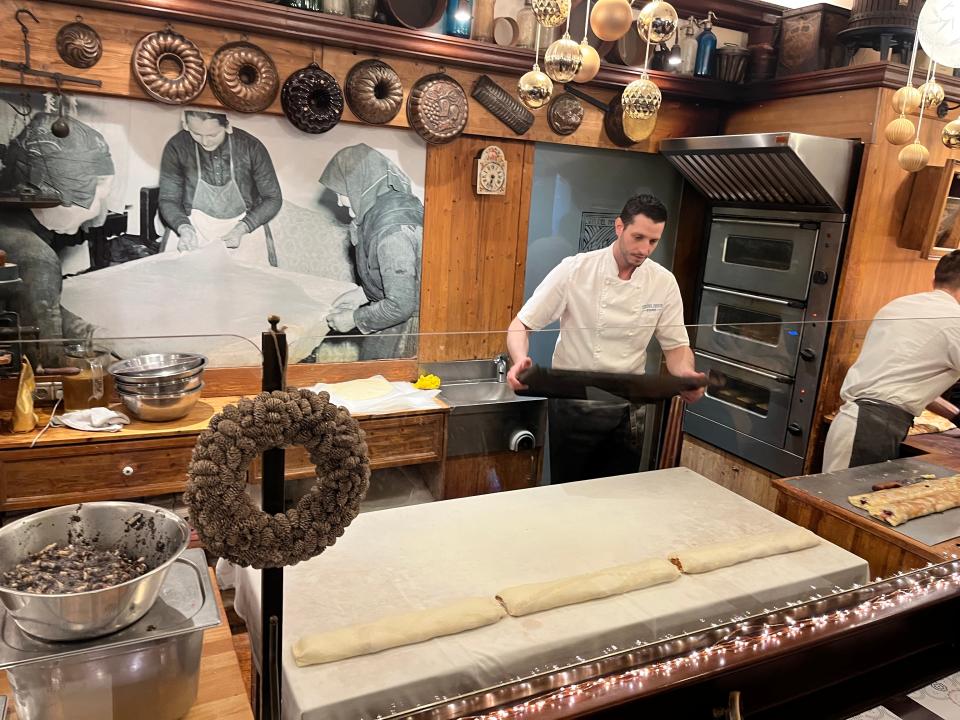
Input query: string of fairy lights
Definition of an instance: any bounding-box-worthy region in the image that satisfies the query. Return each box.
[459,561,960,720]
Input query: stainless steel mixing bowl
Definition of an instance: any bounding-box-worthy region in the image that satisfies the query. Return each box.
[115,373,203,396]
[0,502,190,641]
[109,353,207,382]
[117,383,204,422]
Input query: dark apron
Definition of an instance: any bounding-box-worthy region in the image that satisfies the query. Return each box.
[848,398,914,469]
[548,398,645,484]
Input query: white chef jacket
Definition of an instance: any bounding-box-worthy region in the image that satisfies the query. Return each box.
[840,289,960,416]
[517,247,689,373]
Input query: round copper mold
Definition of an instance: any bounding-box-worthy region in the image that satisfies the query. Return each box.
[406,73,468,145]
[208,41,279,113]
[548,93,584,136]
[281,63,345,134]
[132,30,207,105]
[56,18,102,69]
[345,59,404,125]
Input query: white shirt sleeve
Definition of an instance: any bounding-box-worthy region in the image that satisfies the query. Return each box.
[517,257,573,330]
[654,276,690,351]
[945,326,960,372]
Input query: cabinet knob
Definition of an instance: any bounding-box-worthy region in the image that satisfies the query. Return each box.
[122,466,135,477]
[787,423,803,436]
[800,348,815,361]
[812,270,829,284]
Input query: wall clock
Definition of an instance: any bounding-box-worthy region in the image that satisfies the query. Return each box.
[474,145,508,196]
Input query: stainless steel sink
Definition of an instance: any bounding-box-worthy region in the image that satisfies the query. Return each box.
[439,381,521,406]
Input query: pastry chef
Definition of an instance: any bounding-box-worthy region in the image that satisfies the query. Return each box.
[505,194,704,484]
[822,250,960,472]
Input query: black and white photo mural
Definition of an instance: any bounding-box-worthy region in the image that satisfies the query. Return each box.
[0,90,425,366]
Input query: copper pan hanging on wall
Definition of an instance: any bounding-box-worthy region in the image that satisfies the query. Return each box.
[132,28,207,105]
[56,17,102,69]
[406,73,468,144]
[208,41,280,113]
[564,84,636,147]
[281,62,345,134]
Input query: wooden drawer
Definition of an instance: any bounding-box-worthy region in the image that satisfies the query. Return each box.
[0,437,196,512]
[252,411,447,481]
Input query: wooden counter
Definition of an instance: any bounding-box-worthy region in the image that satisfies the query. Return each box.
[0,568,254,719]
[0,396,450,513]
[773,449,960,577]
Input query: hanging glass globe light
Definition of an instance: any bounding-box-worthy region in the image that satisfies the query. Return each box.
[519,64,554,108]
[621,74,661,119]
[637,0,679,44]
[532,0,572,28]
[545,32,583,83]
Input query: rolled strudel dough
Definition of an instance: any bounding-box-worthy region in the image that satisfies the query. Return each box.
[495,558,680,617]
[292,597,506,667]
[668,528,820,574]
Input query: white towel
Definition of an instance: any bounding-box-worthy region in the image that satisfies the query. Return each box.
[51,407,131,432]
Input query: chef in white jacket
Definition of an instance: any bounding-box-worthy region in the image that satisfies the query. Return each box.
[822,250,960,472]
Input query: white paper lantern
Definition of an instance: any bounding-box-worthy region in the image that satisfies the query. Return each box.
[917,0,960,69]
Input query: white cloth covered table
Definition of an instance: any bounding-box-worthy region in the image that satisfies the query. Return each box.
[232,468,868,720]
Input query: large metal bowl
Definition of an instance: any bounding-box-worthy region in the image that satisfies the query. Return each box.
[117,383,203,422]
[0,502,190,641]
[115,372,203,396]
[109,353,207,382]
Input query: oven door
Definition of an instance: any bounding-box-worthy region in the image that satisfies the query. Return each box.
[704,218,819,301]
[690,351,795,448]
[695,287,805,377]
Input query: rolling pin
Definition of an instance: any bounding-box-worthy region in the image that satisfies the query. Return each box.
[516,364,718,403]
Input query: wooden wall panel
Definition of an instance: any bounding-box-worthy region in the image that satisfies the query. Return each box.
[680,435,780,511]
[724,87,883,142]
[420,134,534,361]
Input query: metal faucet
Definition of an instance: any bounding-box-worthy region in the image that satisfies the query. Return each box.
[494,354,508,383]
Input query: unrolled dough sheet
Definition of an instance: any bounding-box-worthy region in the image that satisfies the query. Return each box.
[233,468,868,720]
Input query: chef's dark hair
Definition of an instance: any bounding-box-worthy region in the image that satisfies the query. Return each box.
[184,110,229,127]
[620,194,668,227]
[935,250,960,289]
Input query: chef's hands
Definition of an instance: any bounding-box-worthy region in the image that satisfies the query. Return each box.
[679,370,707,404]
[507,356,532,391]
[177,225,199,252]
[221,223,247,249]
[327,309,357,333]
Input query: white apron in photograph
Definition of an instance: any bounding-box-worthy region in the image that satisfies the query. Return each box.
[165,135,269,267]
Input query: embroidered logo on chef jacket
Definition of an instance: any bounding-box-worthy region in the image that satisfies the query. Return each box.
[641,303,664,312]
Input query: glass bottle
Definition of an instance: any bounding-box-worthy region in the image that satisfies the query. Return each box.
[679,19,698,75]
[473,0,496,42]
[62,344,113,412]
[694,10,718,78]
[446,0,473,38]
[351,0,376,20]
[516,0,537,49]
[322,0,349,15]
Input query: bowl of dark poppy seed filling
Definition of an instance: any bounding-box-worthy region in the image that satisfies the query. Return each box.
[0,501,189,641]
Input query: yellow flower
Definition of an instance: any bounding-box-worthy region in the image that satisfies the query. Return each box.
[413,373,441,390]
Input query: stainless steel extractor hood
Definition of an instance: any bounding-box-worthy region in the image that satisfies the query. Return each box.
[659,132,858,213]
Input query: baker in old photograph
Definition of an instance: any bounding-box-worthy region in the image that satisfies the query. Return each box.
[505,193,705,484]
[320,144,423,360]
[0,111,115,365]
[158,110,282,266]
[823,249,960,472]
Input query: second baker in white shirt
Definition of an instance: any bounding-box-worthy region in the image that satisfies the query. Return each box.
[822,250,960,473]
[505,194,704,484]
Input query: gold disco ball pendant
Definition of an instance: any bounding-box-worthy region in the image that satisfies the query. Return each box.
[621,75,661,119]
[574,40,601,83]
[884,116,915,146]
[545,33,583,83]
[532,0,572,28]
[918,80,945,109]
[591,0,634,42]
[518,65,554,109]
[638,0,679,44]
[943,118,960,149]
[892,85,922,114]
[898,142,929,173]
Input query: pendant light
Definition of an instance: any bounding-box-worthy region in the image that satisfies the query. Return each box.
[545,3,583,83]
[574,0,602,83]
[622,22,662,120]
[518,24,554,109]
